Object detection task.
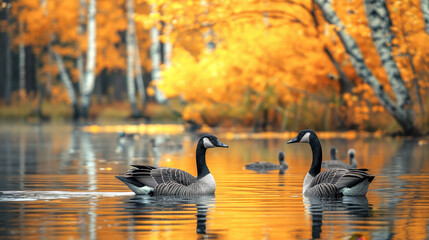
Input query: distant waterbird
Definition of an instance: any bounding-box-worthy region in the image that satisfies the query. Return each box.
[116,134,228,196]
[322,148,358,169]
[287,130,374,198]
[245,151,288,174]
[118,131,139,144]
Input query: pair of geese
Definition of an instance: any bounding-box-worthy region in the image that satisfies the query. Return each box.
[116,130,375,198]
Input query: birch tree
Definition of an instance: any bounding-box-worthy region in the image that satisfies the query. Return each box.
[134,32,146,113]
[315,0,419,135]
[77,0,86,95]
[150,5,166,104]
[54,52,79,120]
[126,0,140,117]
[80,0,97,119]
[1,0,12,105]
[422,0,429,34]
[19,21,25,98]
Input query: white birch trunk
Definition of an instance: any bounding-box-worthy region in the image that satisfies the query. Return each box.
[126,0,139,116]
[315,0,418,135]
[41,0,52,95]
[77,0,86,95]
[81,0,97,118]
[54,52,78,105]
[150,4,166,103]
[19,21,25,95]
[422,0,429,34]
[364,0,412,111]
[54,52,79,119]
[163,24,172,67]
[134,32,146,110]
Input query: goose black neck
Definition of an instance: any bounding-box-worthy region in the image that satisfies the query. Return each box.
[308,136,322,177]
[330,149,337,160]
[196,144,210,179]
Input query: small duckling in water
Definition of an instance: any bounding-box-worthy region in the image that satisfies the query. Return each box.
[245,151,288,174]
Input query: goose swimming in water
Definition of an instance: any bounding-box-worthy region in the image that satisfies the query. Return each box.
[322,148,358,169]
[245,151,288,173]
[118,131,139,144]
[287,130,374,198]
[116,134,228,196]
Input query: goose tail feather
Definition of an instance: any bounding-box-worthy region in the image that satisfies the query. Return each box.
[115,176,144,187]
[115,176,154,195]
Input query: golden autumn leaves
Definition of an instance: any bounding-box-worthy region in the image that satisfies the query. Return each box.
[8,0,429,131]
[153,0,428,130]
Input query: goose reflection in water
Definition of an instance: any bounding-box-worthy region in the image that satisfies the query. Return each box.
[124,195,220,238]
[304,196,371,239]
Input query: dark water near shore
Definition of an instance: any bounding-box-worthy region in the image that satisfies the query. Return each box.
[0,125,428,239]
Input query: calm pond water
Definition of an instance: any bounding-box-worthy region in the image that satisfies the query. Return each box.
[0,125,428,239]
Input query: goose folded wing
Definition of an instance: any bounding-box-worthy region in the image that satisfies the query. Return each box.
[309,168,349,187]
[305,183,343,198]
[151,167,198,186]
[334,169,374,190]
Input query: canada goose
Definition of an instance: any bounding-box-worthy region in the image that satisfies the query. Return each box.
[245,151,288,173]
[287,130,374,198]
[116,134,228,196]
[118,131,139,144]
[321,148,358,169]
[150,137,183,153]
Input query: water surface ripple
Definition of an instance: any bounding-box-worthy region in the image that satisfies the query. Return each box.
[0,126,428,239]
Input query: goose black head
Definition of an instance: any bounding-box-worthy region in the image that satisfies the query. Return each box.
[118,131,125,137]
[287,129,316,144]
[199,134,228,149]
[348,149,355,159]
[330,147,337,160]
[278,151,285,162]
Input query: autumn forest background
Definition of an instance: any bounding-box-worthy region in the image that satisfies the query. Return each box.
[0,0,428,135]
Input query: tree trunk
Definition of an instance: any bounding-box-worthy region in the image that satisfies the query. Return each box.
[19,21,25,98]
[134,32,147,113]
[77,0,86,96]
[150,4,166,104]
[1,1,12,105]
[113,70,124,101]
[309,1,352,93]
[4,34,11,105]
[422,0,429,34]
[54,52,79,120]
[80,0,97,119]
[45,39,53,97]
[364,0,412,110]
[25,46,37,94]
[315,0,419,135]
[364,0,417,134]
[323,47,352,94]
[126,0,140,117]
[163,24,173,67]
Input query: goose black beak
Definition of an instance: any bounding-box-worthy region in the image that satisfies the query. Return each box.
[215,140,229,148]
[287,137,299,144]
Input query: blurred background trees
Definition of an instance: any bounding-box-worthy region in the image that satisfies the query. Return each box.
[0,0,428,135]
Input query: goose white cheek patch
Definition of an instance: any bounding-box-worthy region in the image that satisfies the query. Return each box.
[203,138,215,148]
[300,132,311,143]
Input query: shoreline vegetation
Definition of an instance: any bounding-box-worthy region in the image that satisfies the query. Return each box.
[1,96,428,137]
